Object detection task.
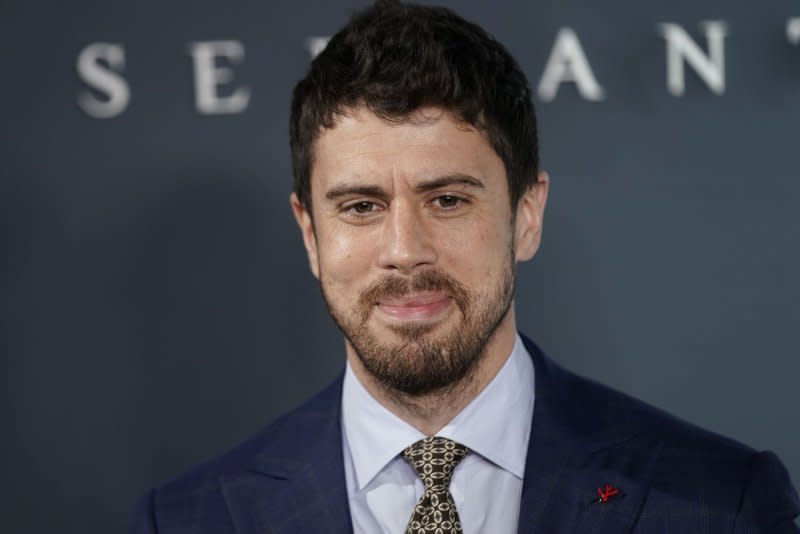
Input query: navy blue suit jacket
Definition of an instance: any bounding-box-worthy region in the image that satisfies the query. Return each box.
[131,336,800,533]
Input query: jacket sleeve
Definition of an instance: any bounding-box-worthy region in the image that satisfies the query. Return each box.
[129,488,159,534]
[734,451,800,533]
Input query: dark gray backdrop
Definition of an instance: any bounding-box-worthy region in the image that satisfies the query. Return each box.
[3,0,799,532]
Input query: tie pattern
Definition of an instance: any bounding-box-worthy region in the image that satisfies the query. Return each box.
[402,436,469,534]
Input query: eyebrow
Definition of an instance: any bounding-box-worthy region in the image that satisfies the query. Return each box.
[324,174,485,201]
[325,184,387,201]
[413,174,485,193]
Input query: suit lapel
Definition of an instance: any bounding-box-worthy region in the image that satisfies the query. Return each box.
[569,439,662,533]
[517,336,661,533]
[220,378,353,534]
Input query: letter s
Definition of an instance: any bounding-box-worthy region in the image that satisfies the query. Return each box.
[76,43,130,119]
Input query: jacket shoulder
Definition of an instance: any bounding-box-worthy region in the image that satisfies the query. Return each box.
[162,375,341,494]
[560,360,753,454]
[530,341,799,529]
[528,336,755,458]
[130,376,344,533]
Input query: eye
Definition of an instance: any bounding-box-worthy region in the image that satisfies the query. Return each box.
[432,194,466,210]
[342,200,381,216]
[352,201,374,213]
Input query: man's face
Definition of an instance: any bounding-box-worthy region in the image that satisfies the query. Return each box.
[292,107,546,396]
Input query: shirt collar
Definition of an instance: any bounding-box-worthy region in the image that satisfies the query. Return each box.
[341,334,535,491]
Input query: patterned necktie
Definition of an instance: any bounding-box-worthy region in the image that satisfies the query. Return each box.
[402,436,469,534]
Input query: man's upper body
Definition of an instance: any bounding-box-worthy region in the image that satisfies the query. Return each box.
[132,1,799,531]
[130,334,799,533]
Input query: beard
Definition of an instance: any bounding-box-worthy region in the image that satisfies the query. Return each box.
[320,257,515,397]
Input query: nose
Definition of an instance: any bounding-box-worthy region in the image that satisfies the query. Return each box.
[377,202,437,273]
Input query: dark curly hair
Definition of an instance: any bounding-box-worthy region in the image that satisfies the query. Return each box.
[289,0,539,212]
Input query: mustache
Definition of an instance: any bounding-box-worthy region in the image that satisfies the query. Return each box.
[358,270,470,318]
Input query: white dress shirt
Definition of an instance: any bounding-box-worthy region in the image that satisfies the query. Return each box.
[341,334,535,534]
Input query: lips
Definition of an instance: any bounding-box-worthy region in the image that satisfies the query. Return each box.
[376,293,453,322]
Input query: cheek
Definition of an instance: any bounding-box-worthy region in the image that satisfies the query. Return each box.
[317,227,378,288]
[436,217,512,281]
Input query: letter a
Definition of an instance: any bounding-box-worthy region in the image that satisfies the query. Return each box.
[537,28,605,102]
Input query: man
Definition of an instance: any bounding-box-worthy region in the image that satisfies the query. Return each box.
[131,1,799,532]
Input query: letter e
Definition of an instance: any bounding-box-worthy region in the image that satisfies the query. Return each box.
[188,40,250,114]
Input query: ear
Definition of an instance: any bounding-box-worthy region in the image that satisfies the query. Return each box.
[290,193,320,279]
[514,171,549,262]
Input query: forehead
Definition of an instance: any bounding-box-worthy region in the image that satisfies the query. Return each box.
[310,106,506,193]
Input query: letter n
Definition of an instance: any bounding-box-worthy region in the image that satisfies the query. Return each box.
[658,21,728,96]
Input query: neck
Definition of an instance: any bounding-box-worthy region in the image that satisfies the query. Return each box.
[346,307,518,436]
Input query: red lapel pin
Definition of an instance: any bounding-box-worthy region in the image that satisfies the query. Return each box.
[594,483,621,504]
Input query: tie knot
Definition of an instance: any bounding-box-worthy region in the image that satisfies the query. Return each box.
[402,436,469,490]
